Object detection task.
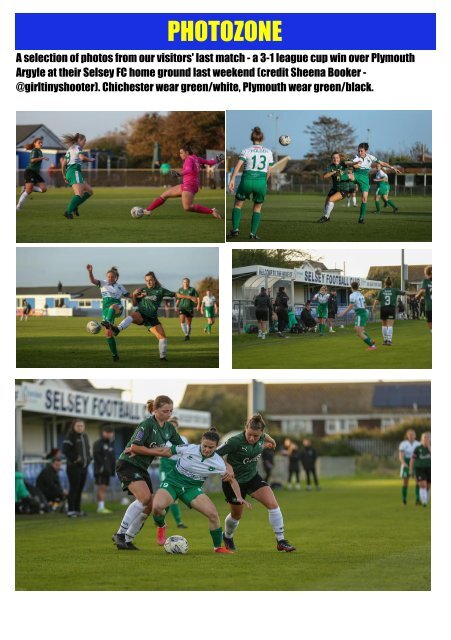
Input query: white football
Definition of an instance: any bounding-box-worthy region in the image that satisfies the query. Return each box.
[86,320,101,334]
[279,134,291,146]
[131,206,144,219]
[163,535,189,555]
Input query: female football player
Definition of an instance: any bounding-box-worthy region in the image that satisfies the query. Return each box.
[416,265,432,332]
[349,143,401,223]
[16,137,49,211]
[312,286,330,336]
[409,432,431,507]
[176,278,199,341]
[338,281,376,350]
[317,152,356,223]
[61,133,95,220]
[150,428,250,553]
[102,271,197,361]
[143,143,223,219]
[87,264,129,362]
[159,415,189,529]
[216,413,296,553]
[227,126,273,240]
[201,288,218,334]
[373,162,399,213]
[372,276,409,346]
[398,429,420,505]
[112,396,185,550]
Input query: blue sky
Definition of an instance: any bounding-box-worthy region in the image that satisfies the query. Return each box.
[16,247,218,288]
[226,110,432,157]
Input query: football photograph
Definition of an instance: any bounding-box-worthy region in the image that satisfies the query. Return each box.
[225,110,432,242]
[16,111,225,243]
[232,248,432,369]
[16,247,219,368]
[15,378,430,591]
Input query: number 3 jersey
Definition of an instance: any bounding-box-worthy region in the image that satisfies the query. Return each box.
[239,145,274,178]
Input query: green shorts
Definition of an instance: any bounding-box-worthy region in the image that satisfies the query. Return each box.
[400,465,411,479]
[317,303,328,319]
[376,183,390,196]
[354,172,370,193]
[354,309,368,327]
[65,165,85,186]
[101,304,123,322]
[236,173,268,204]
[204,306,215,319]
[159,478,203,507]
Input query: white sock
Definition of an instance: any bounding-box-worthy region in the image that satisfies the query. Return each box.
[117,500,144,534]
[118,315,133,332]
[387,326,393,341]
[268,507,285,541]
[353,196,357,205]
[347,199,350,207]
[420,488,428,505]
[382,326,387,339]
[98,501,105,510]
[17,191,29,207]
[324,201,334,219]
[32,185,43,193]
[181,322,187,335]
[224,514,240,537]
[159,338,167,358]
[125,512,148,541]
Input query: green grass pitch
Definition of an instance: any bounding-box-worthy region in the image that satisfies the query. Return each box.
[233,321,431,369]
[16,317,219,368]
[226,193,431,242]
[15,478,430,591]
[16,187,225,243]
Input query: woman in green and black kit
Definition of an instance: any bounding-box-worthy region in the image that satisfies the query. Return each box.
[16,137,48,211]
[112,395,185,550]
[409,432,431,507]
[104,271,197,361]
[216,413,296,553]
[176,277,199,341]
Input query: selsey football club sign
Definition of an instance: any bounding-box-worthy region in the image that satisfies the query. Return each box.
[255,264,381,289]
[16,383,210,428]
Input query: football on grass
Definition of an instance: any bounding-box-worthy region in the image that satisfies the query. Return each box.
[163,535,189,554]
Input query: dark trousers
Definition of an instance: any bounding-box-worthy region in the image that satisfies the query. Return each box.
[277,310,289,332]
[304,467,319,487]
[67,464,88,512]
[288,466,300,483]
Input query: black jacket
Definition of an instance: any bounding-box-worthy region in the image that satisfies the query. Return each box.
[36,464,65,501]
[275,292,289,311]
[328,295,338,315]
[63,431,91,469]
[93,437,116,476]
[300,307,316,327]
[254,293,272,312]
[300,446,317,470]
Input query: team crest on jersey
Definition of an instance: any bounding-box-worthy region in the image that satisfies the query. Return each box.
[134,428,144,442]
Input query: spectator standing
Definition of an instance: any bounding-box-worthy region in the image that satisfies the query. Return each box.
[275,286,289,337]
[287,444,301,490]
[254,287,272,339]
[328,290,338,333]
[63,419,91,517]
[36,455,67,510]
[261,446,275,483]
[93,426,116,514]
[300,439,320,491]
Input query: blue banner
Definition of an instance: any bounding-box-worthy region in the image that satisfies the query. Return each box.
[15,13,436,50]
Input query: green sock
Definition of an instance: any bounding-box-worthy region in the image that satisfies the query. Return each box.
[387,199,396,209]
[169,503,182,525]
[375,200,381,212]
[232,207,242,231]
[207,324,212,334]
[106,337,118,357]
[359,203,367,219]
[80,192,92,205]
[250,212,261,235]
[210,526,223,549]
[67,195,83,213]
[415,485,420,501]
[363,333,373,346]
[402,486,408,502]
[106,307,116,322]
[153,514,166,527]
[319,323,324,334]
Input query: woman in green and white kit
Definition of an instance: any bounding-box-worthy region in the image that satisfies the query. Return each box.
[227,126,274,240]
[61,133,94,220]
[159,414,188,529]
[338,281,376,351]
[312,286,331,336]
[104,271,197,361]
[201,288,218,334]
[87,264,129,362]
[350,143,401,224]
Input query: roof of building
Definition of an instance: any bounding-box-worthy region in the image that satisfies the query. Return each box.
[16,284,144,299]
[367,265,429,283]
[16,124,66,150]
[182,382,430,416]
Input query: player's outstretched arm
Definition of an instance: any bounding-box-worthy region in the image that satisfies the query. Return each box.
[229,159,244,192]
[226,476,252,509]
[86,264,98,285]
[338,303,354,318]
[124,445,172,457]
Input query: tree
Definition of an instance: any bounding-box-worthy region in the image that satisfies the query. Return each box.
[195,276,219,301]
[409,141,431,162]
[305,116,356,162]
[232,249,320,269]
[181,387,247,434]
[125,112,165,167]
[87,131,127,157]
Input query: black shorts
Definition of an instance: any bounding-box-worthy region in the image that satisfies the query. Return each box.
[327,186,356,199]
[137,313,161,329]
[24,169,45,184]
[95,474,111,486]
[116,459,153,495]
[255,309,269,321]
[178,309,194,319]
[415,467,431,483]
[381,306,396,320]
[426,310,432,323]
[327,311,336,319]
[222,472,268,504]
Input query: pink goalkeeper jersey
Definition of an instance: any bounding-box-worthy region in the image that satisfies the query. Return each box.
[182,155,216,189]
